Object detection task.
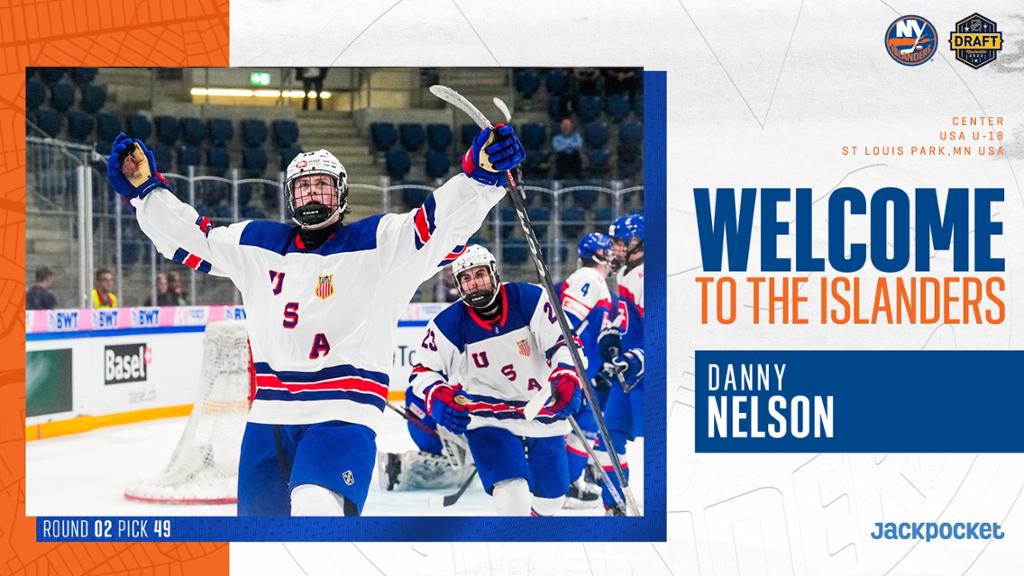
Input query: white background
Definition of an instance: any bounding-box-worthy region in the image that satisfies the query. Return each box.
[231,1,1024,574]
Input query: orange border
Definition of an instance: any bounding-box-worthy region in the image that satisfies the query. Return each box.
[1,2,229,574]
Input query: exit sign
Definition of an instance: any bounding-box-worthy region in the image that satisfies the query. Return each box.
[249,72,271,86]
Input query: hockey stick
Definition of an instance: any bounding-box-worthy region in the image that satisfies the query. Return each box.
[431,85,639,516]
[429,467,479,508]
[386,401,438,438]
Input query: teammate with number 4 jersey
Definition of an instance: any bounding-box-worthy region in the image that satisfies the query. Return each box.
[409,245,582,516]
[106,125,525,516]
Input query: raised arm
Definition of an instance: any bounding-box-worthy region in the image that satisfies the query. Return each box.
[107,133,245,278]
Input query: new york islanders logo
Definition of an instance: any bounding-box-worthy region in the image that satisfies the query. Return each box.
[314,274,334,300]
[885,15,937,66]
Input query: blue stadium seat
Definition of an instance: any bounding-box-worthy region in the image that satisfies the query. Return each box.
[547,96,564,122]
[125,114,152,140]
[584,122,609,148]
[633,96,643,117]
[425,150,450,180]
[386,150,411,181]
[593,206,614,226]
[370,122,397,152]
[544,69,570,96]
[520,123,546,150]
[94,141,113,155]
[617,149,641,180]
[95,113,120,143]
[503,238,529,265]
[242,147,268,176]
[206,118,234,146]
[34,109,62,137]
[27,80,46,110]
[177,145,201,168]
[560,206,586,238]
[69,68,98,86]
[241,119,268,147]
[572,185,600,209]
[279,145,302,170]
[206,146,230,176]
[179,117,206,146]
[49,83,75,113]
[272,119,299,147]
[65,111,95,142]
[154,115,179,146]
[398,123,426,152]
[606,94,631,123]
[528,206,550,238]
[522,150,549,178]
[37,68,64,85]
[514,69,541,100]
[426,124,452,151]
[402,187,430,211]
[242,206,267,220]
[576,96,602,123]
[460,123,478,148]
[618,121,641,149]
[586,149,612,177]
[79,85,106,113]
[150,144,173,170]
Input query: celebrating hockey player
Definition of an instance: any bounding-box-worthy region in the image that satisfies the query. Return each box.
[595,213,645,514]
[558,232,617,508]
[376,386,473,492]
[106,124,524,516]
[409,245,582,516]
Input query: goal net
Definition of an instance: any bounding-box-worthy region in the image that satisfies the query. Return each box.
[124,320,251,504]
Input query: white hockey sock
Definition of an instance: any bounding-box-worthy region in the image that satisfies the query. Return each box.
[492,478,531,516]
[290,483,352,516]
[531,495,564,516]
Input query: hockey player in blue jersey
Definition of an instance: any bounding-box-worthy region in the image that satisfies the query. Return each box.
[558,232,617,508]
[409,245,582,515]
[107,123,524,516]
[596,213,645,515]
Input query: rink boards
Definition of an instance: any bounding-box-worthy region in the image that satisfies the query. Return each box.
[25,303,444,439]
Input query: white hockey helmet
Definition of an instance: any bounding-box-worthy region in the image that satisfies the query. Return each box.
[285,149,349,229]
[452,244,501,309]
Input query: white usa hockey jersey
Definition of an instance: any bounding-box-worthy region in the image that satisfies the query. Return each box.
[559,266,612,378]
[131,174,504,432]
[409,282,575,438]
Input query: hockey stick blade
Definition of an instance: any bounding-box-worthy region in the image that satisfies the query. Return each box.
[523,392,550,422]
[430,85,491,129]
[429,467,478,508]
[493,97,512,123]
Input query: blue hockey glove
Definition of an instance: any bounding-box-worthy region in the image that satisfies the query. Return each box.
[426,383,471,434]
[621,349,644,391]
[597,324,624,377]
[461,123,525,186]
[106,132,170,200]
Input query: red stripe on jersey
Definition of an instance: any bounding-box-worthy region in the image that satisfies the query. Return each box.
[462,397,522,415]
[183,254,202,269]
[411,365,433,374]
[618,286,644,317]
[255,374,388,398]
[566,444,588,458]
[561,291,593,312]
[414,206,432,244]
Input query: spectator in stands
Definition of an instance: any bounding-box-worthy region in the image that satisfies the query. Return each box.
[91,267,118,308]
[26,266,58,310]
[166,271,190,305]
[296,67,329,111]
[144,273,169,306]
[552,118,583,180]
[604,68,639,103]
[573,68,602,97]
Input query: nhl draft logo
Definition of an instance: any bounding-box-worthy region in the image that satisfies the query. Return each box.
[950,14,1003,69]
[885,15,937,66]
[516,339,532,357]
[342,470,355,486]
[314,274,334,300]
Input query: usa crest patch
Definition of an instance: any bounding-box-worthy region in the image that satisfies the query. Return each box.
[315,274,334,300]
